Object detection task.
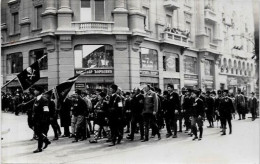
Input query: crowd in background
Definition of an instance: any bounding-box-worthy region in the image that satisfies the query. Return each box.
[1,84,259,153]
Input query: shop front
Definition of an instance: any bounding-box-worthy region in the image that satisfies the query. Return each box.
[183,55,199,89]
[139,47,159,88]
[74,44,114,93]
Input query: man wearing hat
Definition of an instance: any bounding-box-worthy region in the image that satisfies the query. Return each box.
[183,88,193,133]
[71,91,88,142]
[126,87,144,141]
[190,90,205,140]
[32,86,51,153]
[167,84,180,138]
[219,90,235,135]
[235,89,246,120]
[179,87,187,132]
[205,91,215,128]
[214,90,222,127]
[248,92,258,121]
[107,84,124,146]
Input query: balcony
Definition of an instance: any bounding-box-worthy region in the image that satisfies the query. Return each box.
[164,0,180,10]
[204,9,217,23]
[71,21,114,34]
[160,31,189,47]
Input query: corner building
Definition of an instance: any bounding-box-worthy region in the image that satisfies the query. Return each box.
[1,0,256,94]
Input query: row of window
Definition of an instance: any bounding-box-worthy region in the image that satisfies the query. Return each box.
[6,46,215,76]
[11,5,42,35]
[6,49,47,74]
[73,45,213,76]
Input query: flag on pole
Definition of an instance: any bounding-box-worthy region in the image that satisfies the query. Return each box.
[17,61,40,91]
[53,74,80,109]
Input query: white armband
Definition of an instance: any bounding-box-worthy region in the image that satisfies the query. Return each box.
[43,106,49,112]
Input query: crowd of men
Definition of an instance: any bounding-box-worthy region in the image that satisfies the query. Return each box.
[1,84,259,153]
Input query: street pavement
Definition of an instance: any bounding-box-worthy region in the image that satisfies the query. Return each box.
[1,112,259,164]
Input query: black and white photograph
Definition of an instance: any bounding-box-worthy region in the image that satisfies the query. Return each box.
[1,0,259,163]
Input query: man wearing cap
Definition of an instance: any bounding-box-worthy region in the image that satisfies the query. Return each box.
[205,91,215,128]
[248,92,258,121]
[183,89,193,133]
[190,90,205,140]
[31,86,51,153]
[179,87,188,132]
[219,90,235,135]
[235,89,246,120]
[108,84,124,146]
[142,84,161,141]
[167,84,180,138]
[71,91,88,142]
[215,90,222,127]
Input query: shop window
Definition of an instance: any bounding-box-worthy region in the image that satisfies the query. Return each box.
[163,52,179,72]
[140,48,158,70]
[184,56,197,74]
[29,49,48,70]
[204,59,214,76]
[74,45,113,69]
[6,53,23,74]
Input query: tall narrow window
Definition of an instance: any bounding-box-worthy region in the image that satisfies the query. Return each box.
[81,0,91,21]
[173,10,179,28]
[36,6,43,29]
[13,12,19,34]
[143,7,150,30]
[185,21,191,38]
[95,0,104,21]
[166,15,172,28]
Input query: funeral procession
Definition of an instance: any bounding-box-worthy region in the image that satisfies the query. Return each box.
[1,0,259,163]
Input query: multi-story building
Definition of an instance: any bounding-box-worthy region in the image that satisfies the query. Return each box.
[1,0,257,95]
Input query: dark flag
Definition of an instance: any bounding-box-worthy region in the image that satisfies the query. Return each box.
[17,61,40,91]
[53,74,80,109]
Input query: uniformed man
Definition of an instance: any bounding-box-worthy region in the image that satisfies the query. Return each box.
[31,86,51,153]
[205,91,215,128]
[142,84,161,142]
[126,87,144,141]
[183,89,193,133]
[219,90,235,135]
[248,92,258,121]
[167,84,180,138]
[108,84,124,146]
[215,90,222,127]
[179,87,187,132]
[71,92,88,142]
[190,90,205,141]
[235,89,246,120]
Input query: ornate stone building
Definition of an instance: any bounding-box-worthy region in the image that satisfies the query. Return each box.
[1,0,256,94]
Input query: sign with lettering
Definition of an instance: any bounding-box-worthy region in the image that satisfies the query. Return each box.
[140,70,159,76]
[75,83,85,89]
[184,74,198,79]
[75,69,113,75]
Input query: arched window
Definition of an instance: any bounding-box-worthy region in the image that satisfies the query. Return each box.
[242,61,245,70]
[163,52,179,72]
[228,59,232,68]
[223,58,227,67]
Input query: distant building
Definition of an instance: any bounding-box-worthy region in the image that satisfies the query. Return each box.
[1,0,256,95]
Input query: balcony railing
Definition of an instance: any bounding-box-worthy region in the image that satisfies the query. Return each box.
[164,0,180,10]
[71,21,114,34]
[204,9,217,23]
[160,31,189,46]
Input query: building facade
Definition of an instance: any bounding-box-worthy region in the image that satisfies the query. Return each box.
[1,0,257,95]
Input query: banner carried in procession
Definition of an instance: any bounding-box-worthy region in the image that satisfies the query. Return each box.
[17,61,40,91]
[53,74,81,109]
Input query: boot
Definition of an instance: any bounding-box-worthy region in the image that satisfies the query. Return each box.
[33,148,42,153]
